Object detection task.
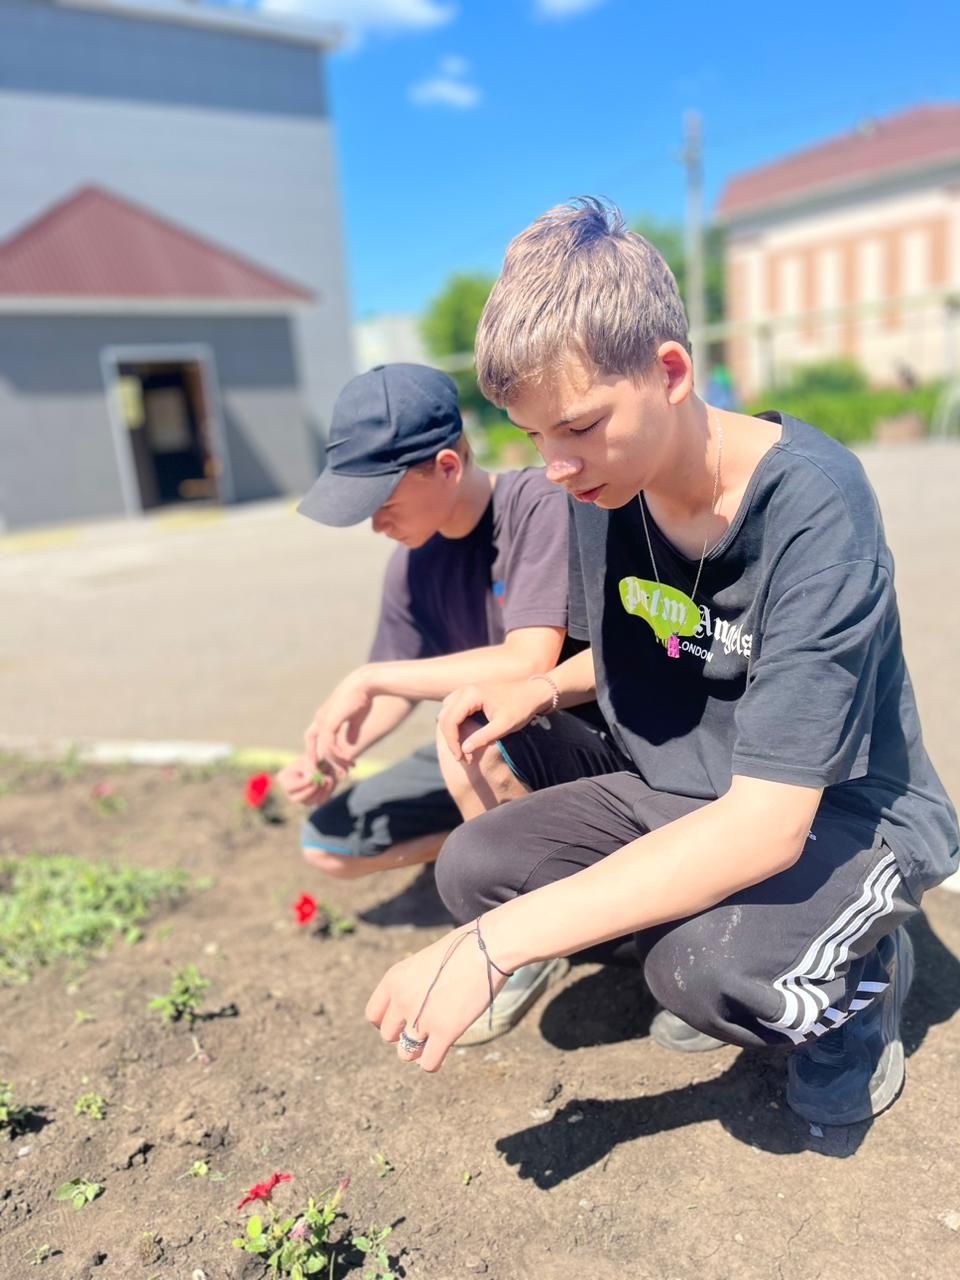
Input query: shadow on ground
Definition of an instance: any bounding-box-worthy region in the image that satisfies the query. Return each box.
[498,912,960,1188]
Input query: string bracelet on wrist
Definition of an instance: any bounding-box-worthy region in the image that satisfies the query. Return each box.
[527,672,560,715]
[410,917,515,1037]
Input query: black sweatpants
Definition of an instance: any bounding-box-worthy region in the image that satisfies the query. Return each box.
[435,715,918,1049]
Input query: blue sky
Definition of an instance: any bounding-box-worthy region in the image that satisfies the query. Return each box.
[216,0,960,320]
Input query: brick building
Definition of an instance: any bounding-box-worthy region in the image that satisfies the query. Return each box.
[717,105,960,398]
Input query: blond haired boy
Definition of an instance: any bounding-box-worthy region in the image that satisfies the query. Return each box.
[366,201,958,1125]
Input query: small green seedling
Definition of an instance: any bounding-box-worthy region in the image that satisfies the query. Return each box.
[354,1225,397,1280]
[56,747,84,781]
[318,901,355,940]
[23,1242,52,1267]
[0,1080,34,1136]
[73,1009,96,1026]
[90,780,127,816]
[371,1152,394,1179]
[148,964,210,1025]
[188,1159,210,1178]
[74,1092,108,1121]
[462,1170,472,1186]
[54,1178,104,1211]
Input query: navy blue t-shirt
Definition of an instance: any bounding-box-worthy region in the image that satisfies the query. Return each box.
[569,413,959,897]
[369,468,569,661]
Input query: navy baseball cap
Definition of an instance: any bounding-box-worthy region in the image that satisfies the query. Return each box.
[298,363,463,527]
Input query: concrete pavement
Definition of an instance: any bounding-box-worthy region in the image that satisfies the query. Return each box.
[1,444,958,808]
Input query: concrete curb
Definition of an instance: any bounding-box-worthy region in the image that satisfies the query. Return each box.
[0,735,385,780]
[0,734,956,893]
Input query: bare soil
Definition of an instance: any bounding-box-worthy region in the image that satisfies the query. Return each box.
[1,759,959,1280]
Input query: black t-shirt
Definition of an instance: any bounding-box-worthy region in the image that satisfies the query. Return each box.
[369,468,569,661]
[569,412,959,896]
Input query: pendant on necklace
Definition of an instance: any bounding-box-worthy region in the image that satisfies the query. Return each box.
[667,634,680,659]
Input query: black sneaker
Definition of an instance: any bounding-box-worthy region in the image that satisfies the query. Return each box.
[650,1008,726,1053]
[786,925,914,1126]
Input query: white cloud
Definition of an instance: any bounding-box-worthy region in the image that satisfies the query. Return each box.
[257,0,456,31]
[535,0,606,17]
[408,55,481,109]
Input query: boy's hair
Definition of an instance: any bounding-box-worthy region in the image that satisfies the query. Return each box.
[475,197,689,407]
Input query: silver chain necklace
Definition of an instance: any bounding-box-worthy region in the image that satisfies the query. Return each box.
[637,420,724,658]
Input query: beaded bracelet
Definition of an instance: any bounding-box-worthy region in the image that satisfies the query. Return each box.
[528,672,560,714]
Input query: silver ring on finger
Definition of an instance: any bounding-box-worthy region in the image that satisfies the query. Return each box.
[399,1029,428,1054]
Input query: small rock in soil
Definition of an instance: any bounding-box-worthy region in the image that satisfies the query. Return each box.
[463,1257,488,1273]
[114,1139,152,1170]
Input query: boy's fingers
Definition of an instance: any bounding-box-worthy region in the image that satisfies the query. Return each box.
[365,982,390,1027]
[438,715,464,762]
[418,1030,453,1073]
[461,721,500,755]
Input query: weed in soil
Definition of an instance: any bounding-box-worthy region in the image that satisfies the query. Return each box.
[22,1242,58,1267]
[0,852,190,985]
[73,1091,108,1121]
[0,1079,38,1137]
[53,1178,104,1211]
[148,964,210,1025]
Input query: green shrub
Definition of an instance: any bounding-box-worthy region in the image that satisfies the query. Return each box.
[780,359,869,396]
[748,382,942,447]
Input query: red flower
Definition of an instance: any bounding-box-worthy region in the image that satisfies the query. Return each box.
[91,781,115,799]
[293,893,318,926]
[245,773,272,809]
[236,1171,293,1211]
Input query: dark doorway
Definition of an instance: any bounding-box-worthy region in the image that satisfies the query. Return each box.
[114,359,221,510]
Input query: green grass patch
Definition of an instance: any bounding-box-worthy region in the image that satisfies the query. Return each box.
[0,853,190,985]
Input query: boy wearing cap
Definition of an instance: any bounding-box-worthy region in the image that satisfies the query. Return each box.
[364,202,958,1126]
[278,363,605,912]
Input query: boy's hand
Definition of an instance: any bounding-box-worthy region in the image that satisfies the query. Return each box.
[275,756,337,808]
[365,925,509,1073]
[438,678,551,763]
[305,673,373,771]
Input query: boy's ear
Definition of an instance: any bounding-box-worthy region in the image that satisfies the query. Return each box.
[435,447,463,480]
[656,341,694,406]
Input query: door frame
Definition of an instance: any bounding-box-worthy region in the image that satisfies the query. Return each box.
[100,343,235,515]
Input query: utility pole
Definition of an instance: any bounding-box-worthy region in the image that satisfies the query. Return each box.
[683,110,707,371]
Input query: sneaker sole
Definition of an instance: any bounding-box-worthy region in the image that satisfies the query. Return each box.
[456,957,570,1046]
[788,926,915,1126]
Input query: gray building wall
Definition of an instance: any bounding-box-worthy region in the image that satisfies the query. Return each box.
[0,314,312,530]
[0,0,354,463]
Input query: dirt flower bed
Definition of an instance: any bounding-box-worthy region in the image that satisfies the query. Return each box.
[1,756,959,1280]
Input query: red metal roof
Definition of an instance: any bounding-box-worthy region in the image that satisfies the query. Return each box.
[0,185,313,303]
[717,104,960,222]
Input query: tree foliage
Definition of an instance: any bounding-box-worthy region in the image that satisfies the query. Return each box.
[421,272,498,419]
[630,217,726,324]
[421,273,496,359]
